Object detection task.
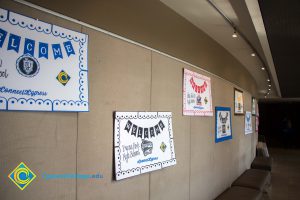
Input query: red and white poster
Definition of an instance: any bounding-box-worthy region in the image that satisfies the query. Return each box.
[183,68,213,116]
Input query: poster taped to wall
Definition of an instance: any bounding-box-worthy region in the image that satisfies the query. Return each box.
[234,88,244,115]
[114,112,176,180]
[215,107,232,143]
[245,111,253,134]
[252,97,256,115]
[0,8,88,112]
[183,68,213,116]
[255,116,259,132]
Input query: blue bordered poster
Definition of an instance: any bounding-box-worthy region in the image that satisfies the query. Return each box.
[245,111,253,134]
[114,112,176,180]
[0,8,88,112]
[215,107,232,143]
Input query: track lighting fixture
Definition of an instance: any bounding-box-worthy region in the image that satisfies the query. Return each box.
[232,30,237,38]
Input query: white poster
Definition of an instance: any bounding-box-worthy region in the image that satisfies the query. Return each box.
[234,88,244,114]
[0,8,88,112]
[114,112,176,180]
[255,116,259,132]
[215,107,232,143]
[245,111,253,134]
[183,68,213,116]
[252,97,256,115]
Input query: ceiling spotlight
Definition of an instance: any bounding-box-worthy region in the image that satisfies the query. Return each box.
[269,84,271,87]
[232,31,237,38]
[268,88,271,91]
[251,53,256,57]
[267,79,270,82]
[261,67,265,70]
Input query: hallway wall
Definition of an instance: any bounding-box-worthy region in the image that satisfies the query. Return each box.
[0,1,258,200]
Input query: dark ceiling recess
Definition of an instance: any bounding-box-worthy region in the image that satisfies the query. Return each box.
[259,0,300,98]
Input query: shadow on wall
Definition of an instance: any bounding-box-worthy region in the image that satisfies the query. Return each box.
[259,101,300,149]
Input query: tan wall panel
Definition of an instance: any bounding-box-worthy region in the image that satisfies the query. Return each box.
[150,53,190,200]
[0,1,80,200]
[0,112,77,200]
[76,27,151,200]
[190,72,233,200]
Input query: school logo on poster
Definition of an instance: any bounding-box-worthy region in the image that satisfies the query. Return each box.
[114,112,176,180]
[0,8,88,111]
[8,162,36,190]
[183,68,213,116]
[16,54,40,77]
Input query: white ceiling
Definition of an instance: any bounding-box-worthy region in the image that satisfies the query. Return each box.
[160,0,280,98]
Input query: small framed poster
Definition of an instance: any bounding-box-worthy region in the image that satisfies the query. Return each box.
[183,68,213,116]
[252,97,256,115]
[215,107,232,143]
[245,111,253,134]
[114,112,176,180]
[234,88,244,115]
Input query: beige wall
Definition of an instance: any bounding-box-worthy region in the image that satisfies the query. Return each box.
[24,0,258,95]
[0,1,257,200]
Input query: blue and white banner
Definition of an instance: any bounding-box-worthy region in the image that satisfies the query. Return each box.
[0,8,88,111]
[215,107,232,143]
[114,112,176,180]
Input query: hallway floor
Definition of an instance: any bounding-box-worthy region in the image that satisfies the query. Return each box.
[269,148,300,200]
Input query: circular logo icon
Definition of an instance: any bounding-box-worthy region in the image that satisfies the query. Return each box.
[16,54,40,77]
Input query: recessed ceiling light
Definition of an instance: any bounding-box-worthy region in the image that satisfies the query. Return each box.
[267,79,270,82]
[232,32,237,38]
[269,84,271,87]
[261,67,265,70]
[251,53,255,57]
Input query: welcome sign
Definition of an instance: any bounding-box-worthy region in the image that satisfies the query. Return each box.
[114,112,176,180]
[183,68,213,116]
[0,8,88,111]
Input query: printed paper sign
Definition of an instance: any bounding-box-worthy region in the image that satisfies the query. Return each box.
[114,112,176,180]
[245,111,253,134]
[183,68,213,116]
[255,116,259,132]
[215,107,232,143]
[234,88,244,114]
[252,97,256,115]
[0,8,88,111]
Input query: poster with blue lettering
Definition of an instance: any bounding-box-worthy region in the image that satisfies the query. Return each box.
[0,8,88,112]
[114,112,176,180]
[183,68,213,116]
[245,111,253,134]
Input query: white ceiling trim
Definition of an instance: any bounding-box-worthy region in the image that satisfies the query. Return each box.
[245,0,281,97]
